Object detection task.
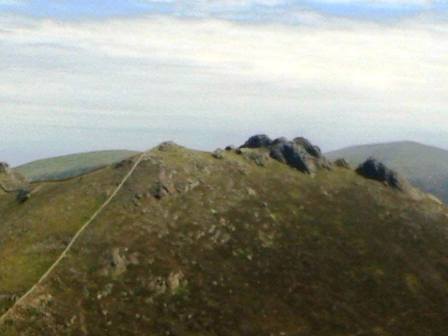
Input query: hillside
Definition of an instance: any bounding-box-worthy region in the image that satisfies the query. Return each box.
[327,141,448,203]
[15,150,139,182]
[0,137,447,335]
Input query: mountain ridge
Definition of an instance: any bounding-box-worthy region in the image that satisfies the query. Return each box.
[15,150,139,182]
[0,137,447,335]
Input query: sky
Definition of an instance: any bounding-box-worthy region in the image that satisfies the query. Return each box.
[1,1,447,165]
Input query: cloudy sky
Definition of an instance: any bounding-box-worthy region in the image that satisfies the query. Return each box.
[1,1,447,165]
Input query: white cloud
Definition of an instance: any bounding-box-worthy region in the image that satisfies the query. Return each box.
[312,0,433,4]
[0,14,447,164]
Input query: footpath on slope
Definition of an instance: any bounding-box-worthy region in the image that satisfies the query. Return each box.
[0,153,146,325]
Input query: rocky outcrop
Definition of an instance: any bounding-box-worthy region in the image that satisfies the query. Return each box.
[0,161,29,193]
[212,149,225,159]
[16,188,31,203]
[334,158,351,169]
[292,137,322,158]
[240,135,331,174]
[240,134,273,149]
[356,158,409,191]
[0,162,10,174]
[158,141,181,152]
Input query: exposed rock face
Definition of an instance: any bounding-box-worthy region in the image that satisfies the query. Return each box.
[240,134,273,149]
[293,137,322,158]
[16,189,31,203]
[0,162,10,174]
[270,141,313,173]
[240,135,331,174]
[0,161,29,193]
[356,158,408,190]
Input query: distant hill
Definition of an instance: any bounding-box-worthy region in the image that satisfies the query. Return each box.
[1,137,448,335]
[327,141,448,203]
[15,150,140,182]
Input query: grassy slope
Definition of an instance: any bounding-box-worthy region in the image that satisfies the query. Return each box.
[1,146,448,335]
[327,141,448,202]
[0,157,139,313]
[15,150,139,182]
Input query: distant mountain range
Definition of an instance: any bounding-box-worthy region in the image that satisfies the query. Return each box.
[15,150,139,182]
[327,141,448,203]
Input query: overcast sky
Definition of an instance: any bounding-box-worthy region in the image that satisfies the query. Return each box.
[1,0,447,165]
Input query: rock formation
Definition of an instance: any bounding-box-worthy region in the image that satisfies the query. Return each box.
[240,134,273,149]
[0,161,29,193]
[0,162,10,174]
[334,158,351,169]
[240,135,331,174]
[356,157,409,191]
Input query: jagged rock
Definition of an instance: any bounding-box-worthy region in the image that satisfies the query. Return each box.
[270,142,312,173]
[240,134,273,149]
[293,137,322,158]
[0,162,10,174]
[272,137,288,146]
[150,182,171,199]
[158,141,179,152]
[149,168,177,200]
[356,158,408,190]
[334,158,351,169]
[239,135,331,174]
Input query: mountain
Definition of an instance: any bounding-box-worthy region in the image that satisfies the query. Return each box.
[327,141,448,203]
[15,150,139,182]
[0,137,448,335]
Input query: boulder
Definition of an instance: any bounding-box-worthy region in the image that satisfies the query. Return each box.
[212,149,225,159]
[293,137,322,158]
[334,158,351,169]
[240,134,273,149]
[356,158,407,190]
[0,162,10,174]
[240,135,331,174]
[17,188,31,203]
[272,137,288,146]
[270,142,311,173]
[242,151,270,167]
[0,161,29,192]
[158,141,180,152]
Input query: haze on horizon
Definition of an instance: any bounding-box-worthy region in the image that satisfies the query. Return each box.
[1,0,447,166]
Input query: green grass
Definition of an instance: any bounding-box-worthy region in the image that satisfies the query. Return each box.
[327,141,448,202]
[15,150,139,182]
[1,145,448,335]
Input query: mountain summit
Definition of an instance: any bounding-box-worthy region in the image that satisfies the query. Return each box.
[0,137,447,335]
